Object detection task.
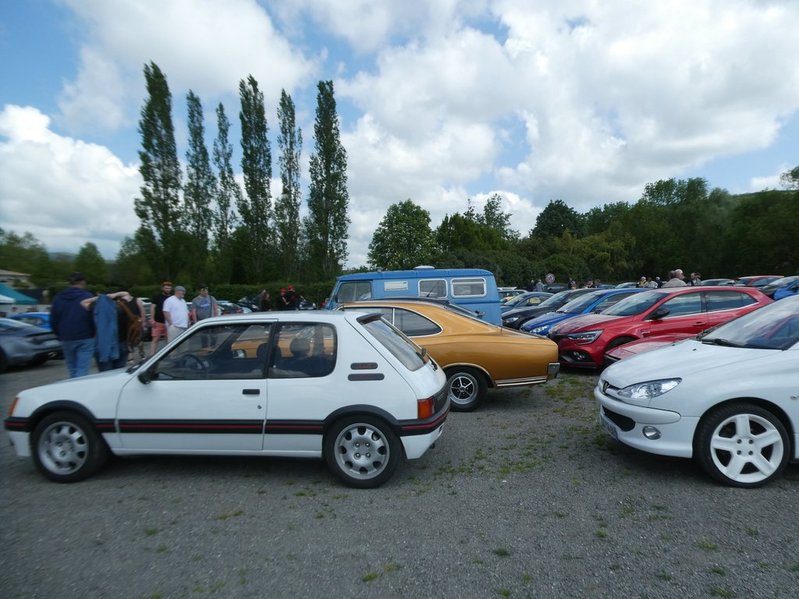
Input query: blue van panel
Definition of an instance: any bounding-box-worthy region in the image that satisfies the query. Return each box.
[326,268,502,325]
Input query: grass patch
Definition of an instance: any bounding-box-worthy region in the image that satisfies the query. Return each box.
[493,548,511,557]
[698,539,719,552]
[215,509,244,521]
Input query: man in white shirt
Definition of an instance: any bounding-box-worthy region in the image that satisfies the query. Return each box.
[163,285,190,341]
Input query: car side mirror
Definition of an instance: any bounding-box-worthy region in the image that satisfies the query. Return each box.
[648,307,670,320]
[138,367,154,384]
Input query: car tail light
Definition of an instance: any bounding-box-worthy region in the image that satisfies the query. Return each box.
[7,396,19,417]
[417,396,435,419]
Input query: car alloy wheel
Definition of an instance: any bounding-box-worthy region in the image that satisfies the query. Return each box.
[324,416,400,488]
[696,403,789,488]
[445,367,487,412]
[31,412,109,483]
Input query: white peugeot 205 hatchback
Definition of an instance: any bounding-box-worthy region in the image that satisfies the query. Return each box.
[5,311,449,488]
[595,295,799,488]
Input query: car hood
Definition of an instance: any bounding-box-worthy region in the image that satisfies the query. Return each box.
[503,305,554,320]
[522,311,573,329]
[602,339,776,388]
[551,313,619,333]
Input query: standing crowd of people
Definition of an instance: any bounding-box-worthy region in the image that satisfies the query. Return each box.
[50,274,306,378]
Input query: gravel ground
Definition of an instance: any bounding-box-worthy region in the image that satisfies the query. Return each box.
[1,360,798,599]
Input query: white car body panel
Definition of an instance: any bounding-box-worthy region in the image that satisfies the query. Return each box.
[596,338,799,459]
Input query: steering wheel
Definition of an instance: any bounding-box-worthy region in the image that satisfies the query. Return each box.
[181,354,206,371]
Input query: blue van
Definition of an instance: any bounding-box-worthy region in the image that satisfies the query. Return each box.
[325,267,503,325]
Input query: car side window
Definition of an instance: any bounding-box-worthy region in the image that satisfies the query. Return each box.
[269,323,336,379]
[705,291,756,311]
[338,281,372,302]
[152,323,272,381]
[660,293,703,317]
[393,309,441,336]
[419,279,447,298]
[595,294,631,312]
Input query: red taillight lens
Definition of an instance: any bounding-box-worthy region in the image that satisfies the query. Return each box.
[417,396,434,419]
[8,396,19,417]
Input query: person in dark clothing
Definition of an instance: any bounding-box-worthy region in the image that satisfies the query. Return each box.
[258,289,272,311]
[50,272,95,378]
[285,285,300,310]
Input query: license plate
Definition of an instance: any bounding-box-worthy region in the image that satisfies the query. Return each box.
[601,415,618,440]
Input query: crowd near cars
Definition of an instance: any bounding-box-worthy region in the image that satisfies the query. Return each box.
[3,271,799,489]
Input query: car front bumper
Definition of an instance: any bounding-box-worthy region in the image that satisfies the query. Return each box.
[594,385,698,458]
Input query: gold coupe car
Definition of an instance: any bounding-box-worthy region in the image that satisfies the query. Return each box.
[340,300,559,411]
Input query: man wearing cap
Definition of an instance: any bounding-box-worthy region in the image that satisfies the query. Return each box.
[50,272,95,378]
[163,285,190,341]
[149,281,172,355]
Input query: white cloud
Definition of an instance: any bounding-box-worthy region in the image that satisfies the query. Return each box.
[0,105,141,257]
[59,0,317,134]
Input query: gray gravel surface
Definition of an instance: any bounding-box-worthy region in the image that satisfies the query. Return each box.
[1,360,798,598]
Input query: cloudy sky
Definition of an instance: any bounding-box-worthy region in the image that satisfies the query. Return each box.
[1,0,798,268]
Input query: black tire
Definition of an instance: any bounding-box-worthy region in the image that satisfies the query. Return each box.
[324,416,401,488]
[31,411,109,483]
[0,349,7,374]
[695,403,790,488]
[445,367,487,412]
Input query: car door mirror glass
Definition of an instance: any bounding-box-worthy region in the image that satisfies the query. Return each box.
[649,307,670,320]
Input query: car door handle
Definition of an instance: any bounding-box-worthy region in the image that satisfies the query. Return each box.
[242,389,261,395]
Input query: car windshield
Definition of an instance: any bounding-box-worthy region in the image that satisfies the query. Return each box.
[601,290,664,316]
[537,289,587,310]
[766,275,799,287]
[557,291,606,313]
[0,318,34,332]
[701,298,799,350]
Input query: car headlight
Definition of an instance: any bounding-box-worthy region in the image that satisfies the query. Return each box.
[564,330,602,344]
[503,316,520,324]
[617,379,681,401]
[531,325,548,334]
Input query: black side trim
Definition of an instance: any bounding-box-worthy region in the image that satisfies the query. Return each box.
[348,373,385,381]
[350,362,378,370]
[118,419,264,434]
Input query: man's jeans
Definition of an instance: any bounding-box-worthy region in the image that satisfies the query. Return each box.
[61,338,96,378]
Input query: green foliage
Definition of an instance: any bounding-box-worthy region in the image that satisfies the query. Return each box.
[74,242,108,284]
[134,62,183,280]
[275,89,303,279]
[779,165,799,190]
[0,228,61,286]
[531,199,585,238]
[306,80,350,280]
[238,75,275,281]
[368,200,436,269]
[183,90,216,282]
[211,102,241,283]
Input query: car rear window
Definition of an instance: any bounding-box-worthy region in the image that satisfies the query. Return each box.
[705,290,757,311]
[361,316,426,371]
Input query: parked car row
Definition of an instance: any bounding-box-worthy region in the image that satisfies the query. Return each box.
[5,282,798,489]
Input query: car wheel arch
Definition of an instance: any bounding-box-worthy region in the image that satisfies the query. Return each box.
[26,400,103,434]
[323,404,402,438]
[604,336,638,351]
[443,363,493,388]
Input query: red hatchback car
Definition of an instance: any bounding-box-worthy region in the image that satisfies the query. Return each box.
[549,286,772,368]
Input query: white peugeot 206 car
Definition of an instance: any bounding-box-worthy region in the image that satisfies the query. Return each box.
[595,296,799,487]
[5,311,449,488]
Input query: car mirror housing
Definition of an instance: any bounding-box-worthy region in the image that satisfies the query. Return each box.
[648,307,670,320]
[138,368,153,384]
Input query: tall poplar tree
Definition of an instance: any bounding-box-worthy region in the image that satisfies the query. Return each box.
[275,89,303,279]
[211,102,241,282]
[305,80,350,279]
[238,75,273,281]
[184,90,216,281]
[134,62,182,279]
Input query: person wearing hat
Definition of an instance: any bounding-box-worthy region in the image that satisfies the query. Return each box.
[190,284,219,323]
[50,272,96,378]
[163,285,190,342]
[149,280,173,355]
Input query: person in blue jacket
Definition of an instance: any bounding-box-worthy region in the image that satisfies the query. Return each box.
[50,272,95,378]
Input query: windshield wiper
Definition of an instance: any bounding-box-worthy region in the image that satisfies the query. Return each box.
[701,338,741,348]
